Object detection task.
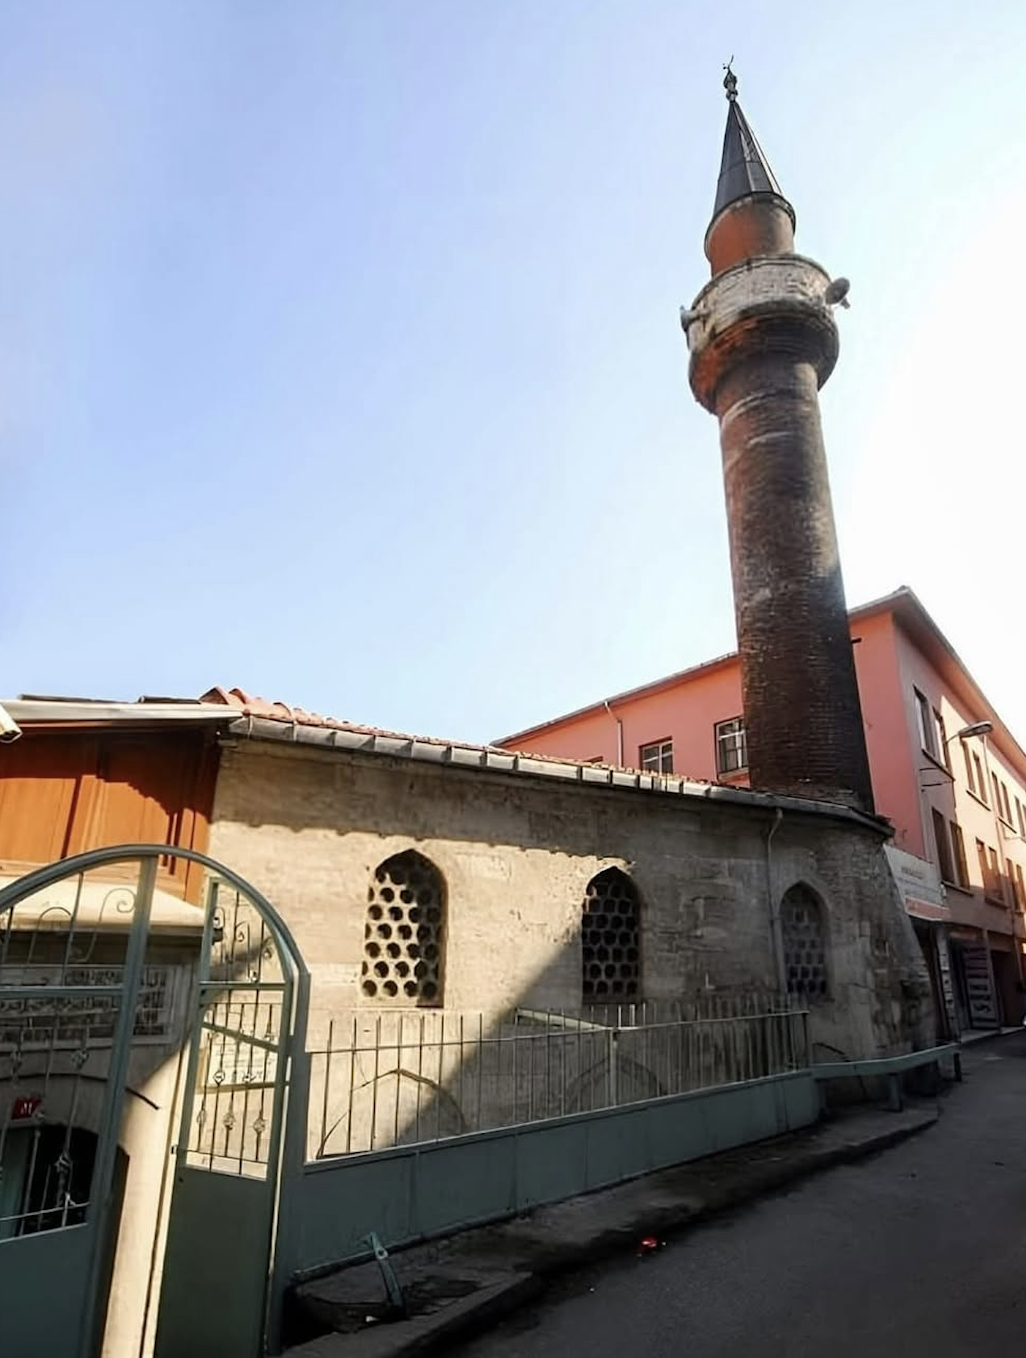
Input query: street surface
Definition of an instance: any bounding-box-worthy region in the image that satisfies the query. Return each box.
[457,1033,1026,1357]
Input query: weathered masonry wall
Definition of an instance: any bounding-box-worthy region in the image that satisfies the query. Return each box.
[207,739,932,1060]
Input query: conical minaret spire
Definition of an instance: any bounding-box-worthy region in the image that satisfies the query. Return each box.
[683,72,874,812]
[713,68,788,219]
[704,68,797,275]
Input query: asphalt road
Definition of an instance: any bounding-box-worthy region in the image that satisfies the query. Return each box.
[457,1032,1026,1358]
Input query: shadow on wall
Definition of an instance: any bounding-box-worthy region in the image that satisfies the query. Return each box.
[303,997,807,1162]
[211,741,934,1068]
[216,742,715,855]
[302,849,810,1161]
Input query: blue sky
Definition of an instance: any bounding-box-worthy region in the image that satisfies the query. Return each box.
[3,2,1026,746]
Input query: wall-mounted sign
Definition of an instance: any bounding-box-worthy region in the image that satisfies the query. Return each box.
[11,1095,41,1121]
[0,964,179,1049]
[885,847,949,916]
[906,897,951,922]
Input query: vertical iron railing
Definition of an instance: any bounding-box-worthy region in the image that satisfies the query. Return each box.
[308,999,809,1159]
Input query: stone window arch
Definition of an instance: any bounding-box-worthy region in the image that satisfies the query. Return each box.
[361,850,445,1005]
[780,883,828,1000]
[582,867,640,1000]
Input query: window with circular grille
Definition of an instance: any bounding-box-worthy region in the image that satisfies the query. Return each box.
[781,883,828,1000]
[582,867,640,1000]
[361,850,445,1005]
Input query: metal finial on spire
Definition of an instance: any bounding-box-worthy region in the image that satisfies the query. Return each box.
[711,70,791,222]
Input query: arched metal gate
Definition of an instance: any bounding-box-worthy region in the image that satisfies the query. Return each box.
[0,846,307,1358]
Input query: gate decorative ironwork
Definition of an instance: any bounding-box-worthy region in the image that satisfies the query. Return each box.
[0,852,157,1358]
[0,846,307,1358]
[153,863,308,1358]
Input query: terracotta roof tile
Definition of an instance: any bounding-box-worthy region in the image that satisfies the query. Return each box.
[197,686,722,786]
[199,686,508,749]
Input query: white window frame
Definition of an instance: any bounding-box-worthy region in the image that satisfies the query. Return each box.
[639,739,673,775]
[914,688,939,759]
[715,717,748,775]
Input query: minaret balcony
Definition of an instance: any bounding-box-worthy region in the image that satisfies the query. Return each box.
[686,254,840,412]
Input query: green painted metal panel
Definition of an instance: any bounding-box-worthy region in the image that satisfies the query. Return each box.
[0,1224,96,1358]
[294,1150,416,1269]
[413,1136,516,1232]
[645,1093,712,1169]
[283,1073,820,1282]
[585,1105,649,1189]
[514,1122,583,1208]
[781,1071,821,1125]
[702,1084,768,1153]
[153,1168,273,1358]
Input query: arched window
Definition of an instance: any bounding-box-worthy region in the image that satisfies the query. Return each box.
[780,883,828,1000]
[361,851,445,1005]
[582,867,640,1000]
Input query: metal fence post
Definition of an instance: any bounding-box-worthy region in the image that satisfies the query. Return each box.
[607,1028,619,1107]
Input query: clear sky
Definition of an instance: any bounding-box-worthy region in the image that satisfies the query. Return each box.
[3,2,1026,749]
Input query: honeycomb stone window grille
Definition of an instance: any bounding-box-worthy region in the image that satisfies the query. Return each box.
[582,867,640,1000]
[361,850,445,1005]
[781,884,828,1000]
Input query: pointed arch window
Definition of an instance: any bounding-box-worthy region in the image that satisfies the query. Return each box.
[582,867,640,1000]
[361,850,445,1005]
[780,883,828,1000]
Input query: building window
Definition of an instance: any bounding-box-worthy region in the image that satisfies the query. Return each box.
[950,821,969,889]
[992,773,1002,817]
[715,717,748,775]
[963,742,976,795]
[781,884,828,1001]
[639,740,673,775]
[973,753,987,803]
[932,809,954,884]
[933,708,949,768]
[361,850,445,1005]
[977,840,1004,904]
[582,867,640,1000]
[914,689,938,759]
[1001,782,1013,826]
[1016,862,1026,911]
[988,847,1004,904]
[1017,799,1026,838]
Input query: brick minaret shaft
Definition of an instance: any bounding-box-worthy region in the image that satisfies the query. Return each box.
[685,70,874,811]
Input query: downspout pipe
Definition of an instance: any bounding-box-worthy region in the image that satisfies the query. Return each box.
[604,700,624,768]
[766,808,787,998]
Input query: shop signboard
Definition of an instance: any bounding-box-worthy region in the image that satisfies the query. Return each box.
[960,945,998,1027]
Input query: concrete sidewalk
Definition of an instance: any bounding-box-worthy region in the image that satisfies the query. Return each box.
[284,1100,939,1358]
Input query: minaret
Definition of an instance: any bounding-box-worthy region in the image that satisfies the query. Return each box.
[684,69,874,811]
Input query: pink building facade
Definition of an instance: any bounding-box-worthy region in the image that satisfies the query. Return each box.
[498,587,1026,1035]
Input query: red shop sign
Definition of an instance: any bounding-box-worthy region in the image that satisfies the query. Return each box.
[12,1095,42,1121]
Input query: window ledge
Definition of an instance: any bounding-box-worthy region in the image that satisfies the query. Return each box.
[920,749,953,777]
[717,768,749,784]
[965,788,991,811]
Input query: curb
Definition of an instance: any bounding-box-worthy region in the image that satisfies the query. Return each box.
[526,1110,939,1280]
[298,1109,936,1357]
